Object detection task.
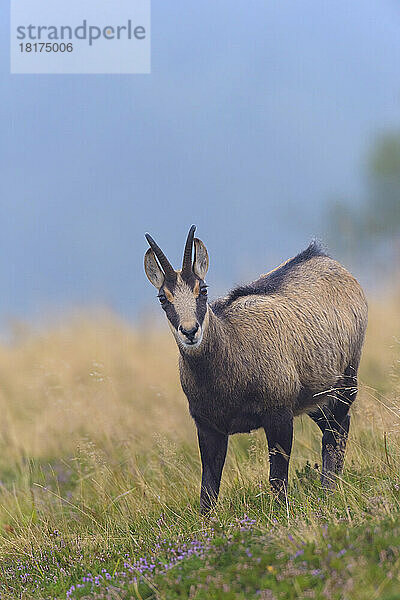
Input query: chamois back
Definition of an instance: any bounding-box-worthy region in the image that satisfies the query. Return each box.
[212,241,328,315]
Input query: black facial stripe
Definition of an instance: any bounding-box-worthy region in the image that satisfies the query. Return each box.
[196,296,207,325]
[163,276,178,294]
[165,303,180,330]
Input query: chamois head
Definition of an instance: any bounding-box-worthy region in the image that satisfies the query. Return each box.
[144,225,209,349]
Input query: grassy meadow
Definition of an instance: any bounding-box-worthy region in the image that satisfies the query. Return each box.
[0,294,399,599]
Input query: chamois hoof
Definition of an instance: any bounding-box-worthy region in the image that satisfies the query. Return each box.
[321,473,336,492]
[270,479,288,503]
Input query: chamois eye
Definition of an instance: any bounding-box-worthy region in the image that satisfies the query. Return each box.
[158,294,168,306]
[200,286,208,296]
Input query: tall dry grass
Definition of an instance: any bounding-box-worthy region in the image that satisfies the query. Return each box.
[0,295,398,466]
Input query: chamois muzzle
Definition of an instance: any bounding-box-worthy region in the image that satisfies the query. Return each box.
[179,322,200,343]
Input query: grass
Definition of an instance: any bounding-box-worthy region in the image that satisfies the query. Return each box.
[0,294,398,599]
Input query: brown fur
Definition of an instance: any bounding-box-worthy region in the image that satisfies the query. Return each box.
[180,255,367,434]
[164,287,174,303]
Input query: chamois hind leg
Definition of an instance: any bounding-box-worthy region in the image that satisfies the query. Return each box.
[309,365,358,490]
[264,409,293,499]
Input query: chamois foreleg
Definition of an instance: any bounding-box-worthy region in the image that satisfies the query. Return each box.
[197,425,228,514]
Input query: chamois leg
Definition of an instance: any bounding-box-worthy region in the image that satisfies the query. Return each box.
[309,366,358,490]
[197,426,228,514]
[309,408,351,490]
[264,410,293,499]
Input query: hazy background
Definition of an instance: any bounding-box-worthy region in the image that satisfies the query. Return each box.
[1,1,400,323]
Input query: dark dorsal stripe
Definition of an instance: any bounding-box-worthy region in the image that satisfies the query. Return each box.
[212,241,328,315]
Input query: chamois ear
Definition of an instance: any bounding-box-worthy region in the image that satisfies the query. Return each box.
[193,238,209,279]
[144,248,165,289]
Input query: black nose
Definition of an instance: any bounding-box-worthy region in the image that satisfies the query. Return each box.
[179,323,199,341]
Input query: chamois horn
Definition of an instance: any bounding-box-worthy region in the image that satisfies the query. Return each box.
[145,233,175,278]
[182,225,196,275]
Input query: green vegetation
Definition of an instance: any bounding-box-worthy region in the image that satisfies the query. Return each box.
[0,296,398,599]
[328,131,400,266]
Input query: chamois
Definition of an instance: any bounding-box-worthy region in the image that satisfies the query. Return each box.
[144,226,368,513]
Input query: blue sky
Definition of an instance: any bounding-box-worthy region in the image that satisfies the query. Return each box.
[1,1,400,321]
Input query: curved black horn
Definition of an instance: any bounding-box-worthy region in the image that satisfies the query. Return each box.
[145,233,175,277]
[182,225,196,274]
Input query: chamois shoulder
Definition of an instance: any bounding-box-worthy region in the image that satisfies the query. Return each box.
[211,241,329,315]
